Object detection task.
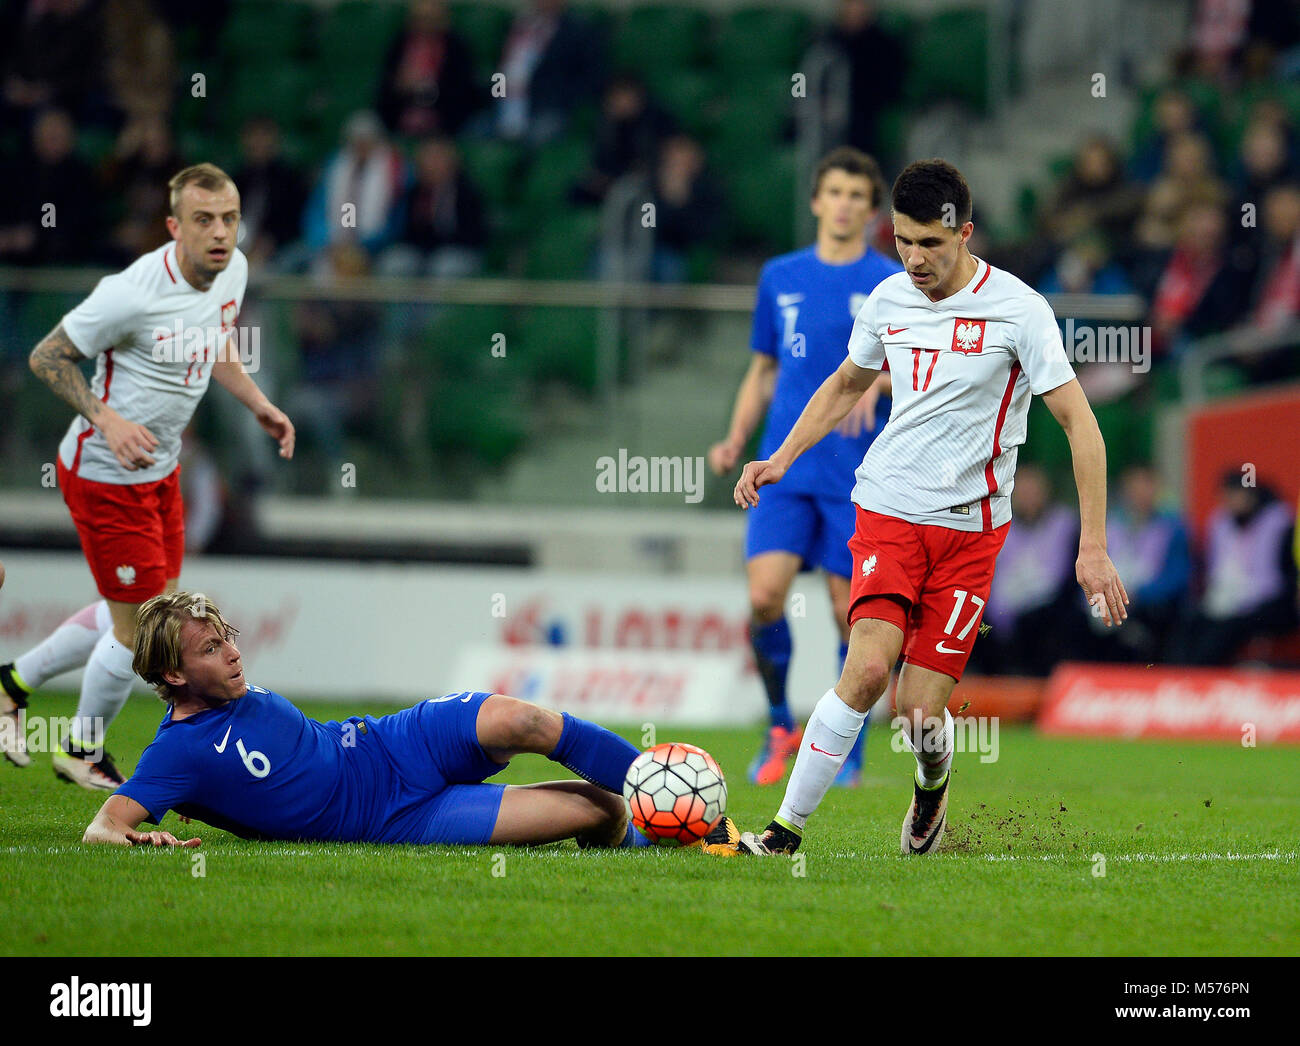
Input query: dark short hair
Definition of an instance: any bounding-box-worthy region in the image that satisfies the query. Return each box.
[812,146,885,208]
[892,158,972,227]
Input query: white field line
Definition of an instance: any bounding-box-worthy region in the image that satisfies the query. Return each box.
[3,846,1296,863]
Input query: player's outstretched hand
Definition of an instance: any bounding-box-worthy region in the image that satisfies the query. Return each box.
[124,829,201,848]
[256,403,296,460]
[707,439,742,476]
[1077,547,1129,628]
[734,459,785,508]
[100,411,159,471]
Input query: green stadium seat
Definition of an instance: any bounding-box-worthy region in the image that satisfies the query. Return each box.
[612,5,710,76]
[317,0,405,72]
[646,68,718,138]
[460,139,525,211]
[449,2,512,72]
[714,6,813,75]
[711,73,792,153]
[521,137,591,212]
[221,2,311,62]
[904,9,990,113]
[524,210,601,279]
[724,145,796,251]
[515,306,601,392]
[222,66,316,135]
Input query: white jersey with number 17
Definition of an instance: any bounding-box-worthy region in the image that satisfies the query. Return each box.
[846,258,1075,533]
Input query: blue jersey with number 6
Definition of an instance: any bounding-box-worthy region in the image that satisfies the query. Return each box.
[115,686,506,843]
[751,245,900,495]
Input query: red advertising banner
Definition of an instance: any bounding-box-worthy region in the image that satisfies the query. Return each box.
[1185,383,1300,538]
[1039,663,1300,743]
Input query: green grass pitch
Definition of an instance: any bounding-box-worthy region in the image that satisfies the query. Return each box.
[2,694,1297,956]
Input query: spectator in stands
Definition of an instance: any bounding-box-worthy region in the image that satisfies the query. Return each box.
[303,111,408,263]
[648,134,724,283]
[489,0,604,146]
[378,136,486,278]
[1180,0,1254,81]
[1247,181,1300,332]
[0,108,100,265]
[1233,117,1295,204]
[1078,464,1191,664]
[1148,200,1252,356]
[102,112,179,264]
[823,0,904,159]
[231,115,308,268]
[1041,136,1143,261]
[1129,89,1204,184]
[1135,132,1228,251]
[103,0,176,150]
[1037,232,1134,298]
[2,0,105,130]
[378,0,481,138]
[570,74,675,206]
[287,244,383,486]
[1172,471,1297,666]
[971,464,1081,676]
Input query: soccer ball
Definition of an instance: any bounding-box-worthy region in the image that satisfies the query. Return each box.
[623,742,727,846]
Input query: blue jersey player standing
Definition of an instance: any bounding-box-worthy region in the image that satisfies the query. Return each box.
[708,148,900,788]
[80,591,742,851]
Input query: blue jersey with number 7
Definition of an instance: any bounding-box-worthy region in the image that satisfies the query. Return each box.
[751,245,900,495]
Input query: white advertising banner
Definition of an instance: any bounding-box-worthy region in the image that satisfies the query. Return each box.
[0,552,847,723]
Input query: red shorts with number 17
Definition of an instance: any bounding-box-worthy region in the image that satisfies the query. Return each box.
[847,508,1008,681]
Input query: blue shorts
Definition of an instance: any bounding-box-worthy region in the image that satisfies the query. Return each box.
[362,691,508,846]
[745,485,856,578]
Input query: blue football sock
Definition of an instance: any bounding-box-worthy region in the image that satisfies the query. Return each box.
[550,712,640,793]
[751,617,793,730]
[621,823,654,847]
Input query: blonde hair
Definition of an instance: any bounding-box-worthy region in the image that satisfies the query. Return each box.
[133,591,240,701]
[167,162,236,217]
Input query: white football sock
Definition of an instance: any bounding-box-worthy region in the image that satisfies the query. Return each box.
[13,600,111,689]
[902,707,954,788]
[775,690,868,831]
[69,631,136,751]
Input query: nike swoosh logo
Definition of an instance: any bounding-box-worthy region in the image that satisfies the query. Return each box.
[809,743,843,757]
[935,641,963,654]
[776,293,804,307]
[214,725,232,753]
[886,326,909,335]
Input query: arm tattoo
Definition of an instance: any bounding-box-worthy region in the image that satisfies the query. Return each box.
[28,324,105,422]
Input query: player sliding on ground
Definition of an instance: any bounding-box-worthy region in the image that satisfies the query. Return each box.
[80,591,741,851]
[725,159,1128,857]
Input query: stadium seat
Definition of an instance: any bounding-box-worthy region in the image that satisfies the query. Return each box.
[645,68,718,138]
[523,210,602,280]
[711,72,792,154]
[521,137,591,213]
[221,1,311,63]
[221,66,315,136]
[515,306,602,392]
[904,9,991,113]
[317,0,406,73]
[459,139,525,213]
[449,2,512,72]
[713,6,813,75]
[612,5,710,77]
[723,145,796,251]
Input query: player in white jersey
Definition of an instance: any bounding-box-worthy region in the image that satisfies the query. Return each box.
[723,159,1128,857]
[0,164,295,789]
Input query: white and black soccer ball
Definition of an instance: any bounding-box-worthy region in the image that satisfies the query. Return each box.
[623,742,727,846]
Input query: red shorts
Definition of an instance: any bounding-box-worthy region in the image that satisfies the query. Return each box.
[847,508,1008,681]
[58,460,185,602]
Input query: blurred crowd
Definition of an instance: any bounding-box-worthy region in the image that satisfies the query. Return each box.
[969,463,1299,675]
[0,0,911,280]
